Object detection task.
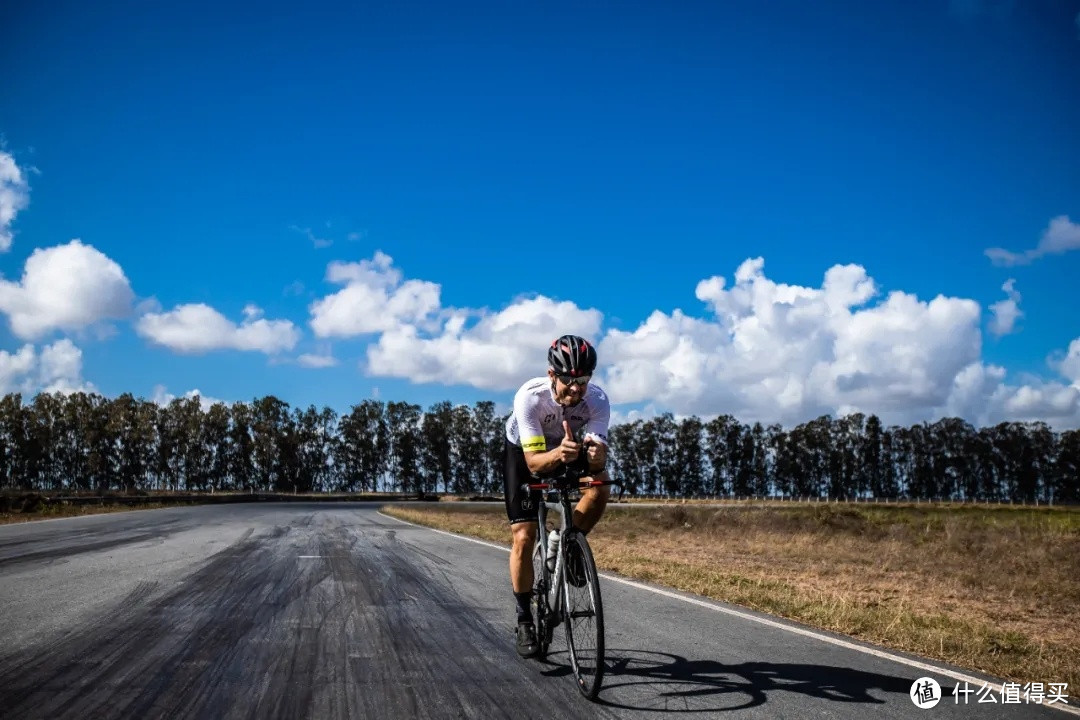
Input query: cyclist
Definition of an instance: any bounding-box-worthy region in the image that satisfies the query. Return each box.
[502,334,611,658]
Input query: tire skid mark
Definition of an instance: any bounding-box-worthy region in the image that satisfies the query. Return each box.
[327,524,614,719]
[0,512,613,720]
[0,523,325,719]
[0,519,190,567]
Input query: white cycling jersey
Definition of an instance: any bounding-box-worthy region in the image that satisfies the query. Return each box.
[504,376,610,453]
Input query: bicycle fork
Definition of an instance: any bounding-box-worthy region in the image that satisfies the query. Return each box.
[537,493,574,628]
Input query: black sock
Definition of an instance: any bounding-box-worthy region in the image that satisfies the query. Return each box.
[514,592,532,623]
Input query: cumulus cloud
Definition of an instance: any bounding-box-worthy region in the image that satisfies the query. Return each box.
[0,345,36,393]
[300,251,1080,428]
[986,215,1080,266]
[0,339,94,396]
[366,295,603,389]
[137,303,300,354]
[592,259,1080,429]
[0,151,31,252]
[988,278,1022,337]
[308,252,601,388]
[0,240,135,339]
[1054,339,1080,387]
[309,252,442,338]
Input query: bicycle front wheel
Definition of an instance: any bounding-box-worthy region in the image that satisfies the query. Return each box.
[562,531,604,699]
[530,539,552,658]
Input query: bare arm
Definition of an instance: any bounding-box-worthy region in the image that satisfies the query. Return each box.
[523,420,582,475]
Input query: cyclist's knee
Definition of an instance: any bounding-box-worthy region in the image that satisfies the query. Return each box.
[511,522,537,548]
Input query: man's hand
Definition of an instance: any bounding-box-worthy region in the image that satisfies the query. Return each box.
[585,439,607,471]
[558,420,581,463]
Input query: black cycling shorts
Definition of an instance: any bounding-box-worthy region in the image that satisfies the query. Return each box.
[502,439,591,525]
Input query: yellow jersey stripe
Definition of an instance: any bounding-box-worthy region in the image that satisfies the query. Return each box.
[522,436,546,452]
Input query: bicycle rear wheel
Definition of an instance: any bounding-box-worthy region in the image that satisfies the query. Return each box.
[562,531,604,699]
[530,540,552,658]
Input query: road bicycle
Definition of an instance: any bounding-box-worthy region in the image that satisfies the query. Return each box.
[522,460,614,700]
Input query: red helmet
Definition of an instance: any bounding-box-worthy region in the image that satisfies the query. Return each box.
[547,335,597,377]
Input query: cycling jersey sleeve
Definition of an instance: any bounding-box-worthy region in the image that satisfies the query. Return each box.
[583,386,610,446]
[513,386,547,452]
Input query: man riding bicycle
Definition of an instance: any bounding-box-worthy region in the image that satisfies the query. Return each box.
[502,334,611,658]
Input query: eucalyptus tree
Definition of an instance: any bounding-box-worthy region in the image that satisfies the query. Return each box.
[291,404,337,493]
[250,395,292,492]
[335,400,388,492]
[472,400,500,493]
[674,415,705,496]
[27,392,63,490]
[1055,429,1080,502]
[108,393,153,492]
[703,414,738,496]
[386,401,422,492]
[202,402,232,491]
[771,426,799,497]
[419,401,453,494]
[863,414,885,498]
[0,394,28,490]
[228,401,256,492]
[607,420,642,495]
[447,404,471,494]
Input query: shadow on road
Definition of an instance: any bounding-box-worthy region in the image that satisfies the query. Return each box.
[538,648,912,713]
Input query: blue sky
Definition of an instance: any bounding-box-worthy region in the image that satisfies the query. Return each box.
[1,0,1079,429]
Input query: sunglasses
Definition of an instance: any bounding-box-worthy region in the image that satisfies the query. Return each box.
[557,374,591,386]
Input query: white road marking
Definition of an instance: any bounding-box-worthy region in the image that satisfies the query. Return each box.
[379,509,1078,716]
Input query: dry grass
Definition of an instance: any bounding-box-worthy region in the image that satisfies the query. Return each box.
[381,502,1080,689]
[0,502,172,524]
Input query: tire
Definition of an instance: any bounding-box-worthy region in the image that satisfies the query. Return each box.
[530,540,551,658]
[562,531,604,699]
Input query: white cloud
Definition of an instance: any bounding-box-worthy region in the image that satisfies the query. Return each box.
[988,278,1022,337]
[0,240,134,339]
[309,251,602,388]
[297,352,338,368]
[0,339,94,396]
[301,251,1080,429]
[1055,339,1080,387]
[0,151,31,253]
[38,338,93,394]
[137,303,300,354]
[986,215,1080,266]
[151,385,226,411]
[0,344,36,394]
[597,257,1079,429]
[309,251,441,338]
[366,295,603,389]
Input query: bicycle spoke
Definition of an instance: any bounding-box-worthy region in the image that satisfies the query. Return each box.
[531,540,551,658]
[562,531,605,699]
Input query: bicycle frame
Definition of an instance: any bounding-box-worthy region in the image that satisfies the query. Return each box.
[525,475,610,633]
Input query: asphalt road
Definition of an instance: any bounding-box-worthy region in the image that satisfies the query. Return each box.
[0,503,1071,719]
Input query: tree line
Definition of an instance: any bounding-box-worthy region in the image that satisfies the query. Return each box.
[0,392,1076,502]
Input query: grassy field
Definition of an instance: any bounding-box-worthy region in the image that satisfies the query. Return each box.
[381,501,1080,690]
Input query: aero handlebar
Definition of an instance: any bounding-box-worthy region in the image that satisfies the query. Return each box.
[522,478,615,491]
